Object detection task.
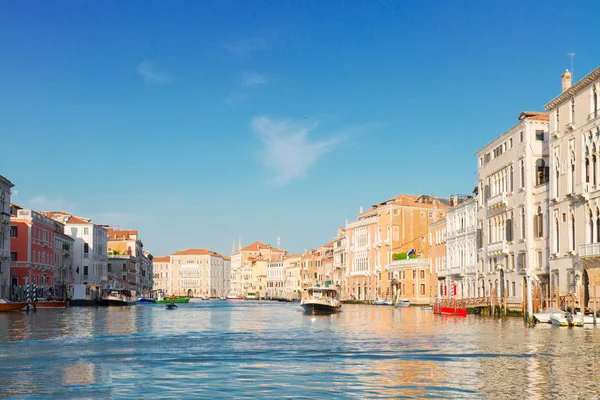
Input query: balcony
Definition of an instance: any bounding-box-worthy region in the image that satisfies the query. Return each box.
[579,243,600,259]
[487,240,508,256]
[389,257,429,270]
[574,182,590,200]
[487,193,507,211]
[566,121,577,131]
[551,130,560,139]
[589,111,599,121]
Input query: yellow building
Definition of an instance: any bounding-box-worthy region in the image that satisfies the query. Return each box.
[347,194,451,303]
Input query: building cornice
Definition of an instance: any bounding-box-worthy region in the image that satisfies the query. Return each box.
[544,66,600,110]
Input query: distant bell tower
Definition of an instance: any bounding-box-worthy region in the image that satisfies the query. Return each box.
[232,240,236,255]
[238,238,242,251]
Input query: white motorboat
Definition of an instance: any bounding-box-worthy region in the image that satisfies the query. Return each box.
[101,290,137,306]
[533,307,563,323]
[549,312,584,327]
[373,299,393,306]
[396,299,410,308]
[300,287,341,314]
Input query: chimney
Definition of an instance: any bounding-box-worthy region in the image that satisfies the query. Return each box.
[451,195,458,206]
[562,69,572,92]
[359,206,363,213]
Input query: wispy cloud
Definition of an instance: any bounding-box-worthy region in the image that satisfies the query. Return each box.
[252,116,340,186]
[225,38,267,58]
[27,195,76,211]
[225,92,250,104]
[137,61,171,84]
[241,72,267,88]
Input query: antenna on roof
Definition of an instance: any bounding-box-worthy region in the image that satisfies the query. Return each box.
[568,53,575,80]
[277,236,281,249]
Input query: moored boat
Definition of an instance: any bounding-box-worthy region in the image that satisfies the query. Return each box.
[396,299,411,307]
[226,295,243,300]
[101,290,137,306]
[421,306,433,310]
[0,299,28,312]
[137,297,154,304]
[373,299,393,306]
[34,300,69,309]
[533,307,563,323]
[166,303,178,310]
[300,287,341,314]
[154,297,190,304]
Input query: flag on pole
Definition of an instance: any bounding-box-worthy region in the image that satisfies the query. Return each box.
[407,249,416,256]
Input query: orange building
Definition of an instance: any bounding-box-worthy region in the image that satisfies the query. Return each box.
[347,194,451,302]
[427,218,447,299]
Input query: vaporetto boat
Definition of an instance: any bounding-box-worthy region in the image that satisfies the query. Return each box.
[300,287,341,314]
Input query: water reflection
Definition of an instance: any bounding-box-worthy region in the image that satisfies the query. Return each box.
[1,303,600,398]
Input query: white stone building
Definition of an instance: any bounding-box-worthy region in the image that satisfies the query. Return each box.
[544,66,600,309]
[43,212,108,286]
[168,249,231,297]
[266,258,285,298]
[441,196,477,298]
[152,256,172,295]
[476,111,550,306]
[332,227,347,299]
[283,254,302,298]
[0,175,14,298]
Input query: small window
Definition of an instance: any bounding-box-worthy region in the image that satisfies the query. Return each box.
[420,270,425,279]
[11,252,17,262]
[10,226,17,238]
[520,131,524,142]
[420,284,426,295]
[536,130,545,141]
[83,266,88,276]
[84,227,89,235]
[420,212,425,218]
[393,209,399,216]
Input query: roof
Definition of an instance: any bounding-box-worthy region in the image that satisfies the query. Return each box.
[240,241,284,253]
[171,248,229,259]
[322,241,334,248]
[544,66,600,110]
[153,256,170,263]
[518,111,549,121]
[107,229,138,240]
[67,215,92,224]
[0,175,14,188]
[367,194,452,213]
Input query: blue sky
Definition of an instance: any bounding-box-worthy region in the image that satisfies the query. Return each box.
[1,1,598,256]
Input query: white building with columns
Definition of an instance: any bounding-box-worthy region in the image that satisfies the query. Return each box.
[0,175,14,299]
[544,66,600,310]
[442,196,478,299]
[476,111,550,306]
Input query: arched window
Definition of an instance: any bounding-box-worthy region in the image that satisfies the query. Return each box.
[594,88,598,118]
[555,216,560,253]
[509,165,514,192]
[596,207,600,243]
[570,213,575,252]
[586,158,590,183]
[571,161,576,193]
[536,206,543,238]
[589,209,594,244]
[536,159,548,186]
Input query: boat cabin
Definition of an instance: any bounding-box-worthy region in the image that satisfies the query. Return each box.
[303,287,338,300]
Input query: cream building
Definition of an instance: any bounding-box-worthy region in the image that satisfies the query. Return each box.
[43,212,108,287]
[544,66,600,309]
[169,249,231,298]
[230,241,285,297]
[283,254,302,298]
[152,256,172,295]
[0,175,14,299]
[332,228,348,299]
[266,257,285,298]
[441,196,477,299]
[475,111,549,308]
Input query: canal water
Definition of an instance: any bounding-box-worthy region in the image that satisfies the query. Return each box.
[1,302,599,399]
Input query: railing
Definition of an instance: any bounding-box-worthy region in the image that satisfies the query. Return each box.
[487,193,507,210]
[579,243,600,258]
[389,258,429,269]
[487,240,508,255]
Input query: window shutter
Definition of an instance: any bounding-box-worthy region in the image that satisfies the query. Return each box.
[506,219,512,241]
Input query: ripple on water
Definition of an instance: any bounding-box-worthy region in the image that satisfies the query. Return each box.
[1,303,600,398]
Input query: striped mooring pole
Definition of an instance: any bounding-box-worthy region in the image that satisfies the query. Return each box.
[25,279,31,303]
[33,282,38,303]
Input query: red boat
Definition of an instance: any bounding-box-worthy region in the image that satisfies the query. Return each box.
[434,303,467,317]
[34,301,69,309]
[0,302,28,312]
